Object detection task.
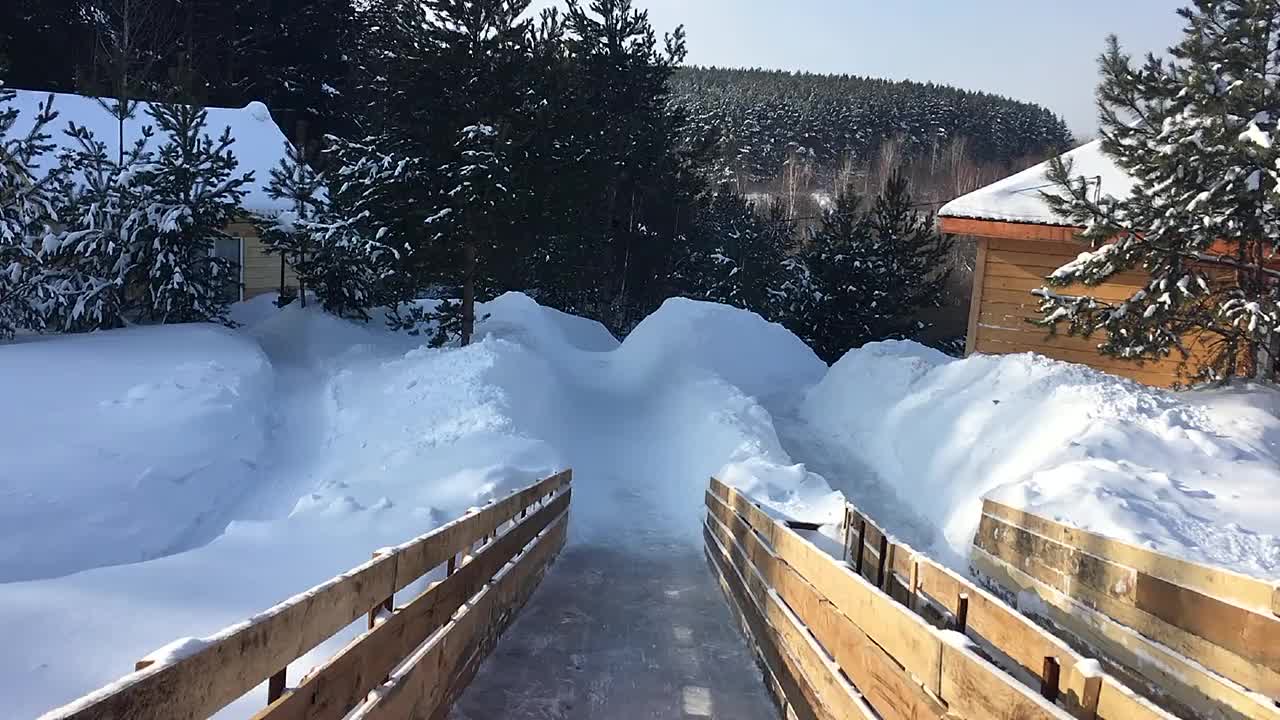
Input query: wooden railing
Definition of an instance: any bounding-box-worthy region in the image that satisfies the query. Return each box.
[41,470,571,720]
[704,477,1177,720]
[974,498,1280,720]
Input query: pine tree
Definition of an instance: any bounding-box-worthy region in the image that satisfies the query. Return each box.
[40,121,153,330]
[800,174,951,362]
[261,139,325,305]
[0,88,63,338]
[1041,3,1280,382]
[135,102,252,324]
[680,188,796,321]
[860,172,952,341]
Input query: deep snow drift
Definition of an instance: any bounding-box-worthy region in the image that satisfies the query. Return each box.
[795,340,1280,580]
[0,326,272,582]
[4,292,1280,717]
[0,293,843,718]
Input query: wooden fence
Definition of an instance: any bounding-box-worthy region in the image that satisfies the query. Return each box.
[704,477,1178,720]
[41,470,571,720]
[974,498,1280,720]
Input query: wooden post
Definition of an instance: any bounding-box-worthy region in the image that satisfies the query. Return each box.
[841,507,851,561]
[875,535,890,589]
[955,593,969,634]
[1040,657,1060,703]
[447,555,457,576]
[367,550,393,630]
[267,667,286,704]
[1075,671,1105,712]
[854,520,867,574]
[907,559,920,612]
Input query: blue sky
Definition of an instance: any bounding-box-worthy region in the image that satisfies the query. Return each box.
[529,1,1187,137]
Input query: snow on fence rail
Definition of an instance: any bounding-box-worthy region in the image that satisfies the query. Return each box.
[973,498,1280,720]
[40,470,572,720]
[704,477,1176,720]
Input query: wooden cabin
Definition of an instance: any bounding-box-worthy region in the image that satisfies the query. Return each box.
[939,141,1211,387]
[11,89,303,301]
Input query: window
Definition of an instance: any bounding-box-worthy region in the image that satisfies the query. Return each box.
[213,236,244,303]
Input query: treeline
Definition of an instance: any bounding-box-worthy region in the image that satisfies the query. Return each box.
[672,66,1073,185]
[1,0,1067,362]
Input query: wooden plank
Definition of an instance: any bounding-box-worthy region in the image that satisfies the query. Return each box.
[1274,585,1280,617]
[989,248,1087,271]
[703,513,877,720]
[967,236,989,356]
[42,471,569,720]
[709,480,946,696]
[984,500,1278,614]
[706,495,946,720]
[705,528,829,720]
[1135,574,1280,689]
[984,258,1152,290]
[43,552,401,720]
[391,470,569,590]
[939,642,1074,720]
[353,511,568,720]
[913,558,1083,702]
[981,283,1145,305]
[428,512,567,720]
[975,514,1138,606]
[973,547,1280,720]
[987,236,1089,255]
[939,216,1082,243]
[254,489,571,720]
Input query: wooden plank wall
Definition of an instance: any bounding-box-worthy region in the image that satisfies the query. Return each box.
[40,470,572,720]
[972,235,1191,387]
[975,498,1280,720]
[837,499,1176,720]
[702,478,1171,720]
[228,221,299,299]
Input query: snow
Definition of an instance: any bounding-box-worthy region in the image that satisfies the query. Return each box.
[6,89,305,215]
[793,340,1280,579]
[5,292,1280,717]
[0,293,843,717]
[0,325,272,582]
[938,140,1136,225]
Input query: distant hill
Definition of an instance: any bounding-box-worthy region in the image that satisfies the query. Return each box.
[672,67,1074,183]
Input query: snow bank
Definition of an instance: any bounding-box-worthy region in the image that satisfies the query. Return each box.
[619,297,827,401]
[800,341,1280,578]
[0,325,272,582]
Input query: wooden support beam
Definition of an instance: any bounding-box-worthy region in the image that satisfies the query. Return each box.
[955,593,969,634]
[267,669,286,705]
[1041,657,1061,704]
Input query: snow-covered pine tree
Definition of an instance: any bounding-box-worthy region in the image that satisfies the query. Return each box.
[801,173,951,362]
[136,102,253,324]
[1041,3,1280,382]
[681,187,795,321]
[861,171,952,341]
[261,139,326,306]
[440,122,513,345]
[799,186,873,362]
[40,121,153,331]
[0,88,62,338]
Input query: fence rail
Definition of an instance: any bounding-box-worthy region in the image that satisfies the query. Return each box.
[974,498,1280,720]
[41,470,571,720]
[705,477,1176,720]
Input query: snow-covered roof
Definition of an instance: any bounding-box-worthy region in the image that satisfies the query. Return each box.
[938,140,1136,226]
[6,89,300,215]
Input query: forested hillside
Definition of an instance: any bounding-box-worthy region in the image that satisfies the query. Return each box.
[672,67,1074,184]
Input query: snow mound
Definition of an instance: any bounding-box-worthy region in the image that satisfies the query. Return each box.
[0,325,273,582]
[478,292,619,353]
[800,341,1280,578]
[619,297,827,401]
